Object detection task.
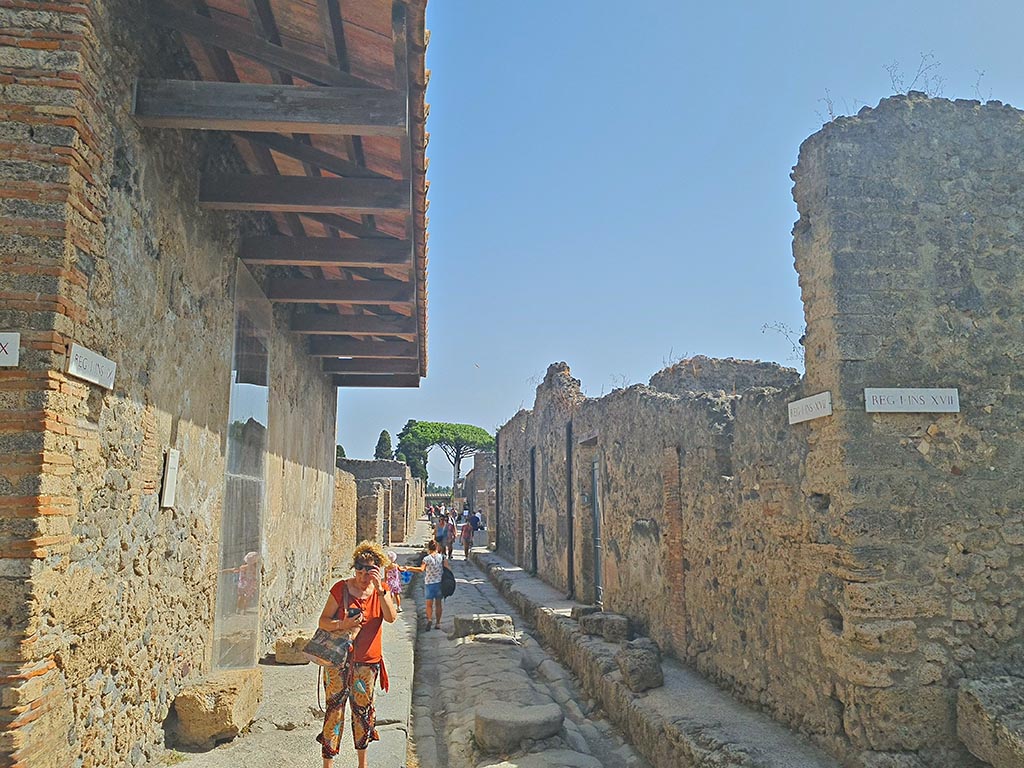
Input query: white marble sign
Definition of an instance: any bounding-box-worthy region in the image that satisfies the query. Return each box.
[788,391,833,424]
[0,333,19,366]
[864,387,960,413]
[160,449,180,508]
[66,343,116,390]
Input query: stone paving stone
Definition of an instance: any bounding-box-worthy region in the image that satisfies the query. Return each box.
[474,702,563,753]
[407,531,650,768]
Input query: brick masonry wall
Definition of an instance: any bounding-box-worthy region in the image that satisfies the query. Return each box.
[496,97,1024,767]
[0,0,338,765]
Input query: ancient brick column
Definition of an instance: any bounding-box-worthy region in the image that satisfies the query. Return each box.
[0,2,104,764]
[794,94,1024,765]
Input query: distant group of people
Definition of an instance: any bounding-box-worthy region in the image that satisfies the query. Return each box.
[425,503,485,560]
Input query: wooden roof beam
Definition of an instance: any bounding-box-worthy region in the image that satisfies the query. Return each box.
[267,278,413,305]
[133,80,406,135]
[309,338,417,358]
[292,312,416,337]
[333,374,420,388]
[150,1,373,88]
[322,358,420,374]
[199,175,409,214]
[241,236,411,268]
[241,133,386,179]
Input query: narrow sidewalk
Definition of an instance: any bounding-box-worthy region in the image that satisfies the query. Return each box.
[469,548,840,768]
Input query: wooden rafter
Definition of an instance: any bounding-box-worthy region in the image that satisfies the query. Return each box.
[266,278,413,304]
[133,80,407,135]
[199,175,409,213]
[292,312,415,337]
[322,358,420,373]
[241,236,411,267]
[150,1,373,88]
[332,374,420,388]
[309,338,418,358]
[242,133,386,179]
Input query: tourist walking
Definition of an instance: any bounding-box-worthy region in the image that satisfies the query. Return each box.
[315,541,397,768]
[401,540,450,630]
[460,516,474,560]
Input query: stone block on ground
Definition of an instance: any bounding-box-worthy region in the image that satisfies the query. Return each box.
[958,676,1024,768]
[478,749,602,768]
[615,645,664,692]
[625,636,661,660]
[453,613,514,638]
[570,604,600,621]
[172,668,263,749]
[274,630,312,664]
[474,702,564,753]
[579,612,630,643]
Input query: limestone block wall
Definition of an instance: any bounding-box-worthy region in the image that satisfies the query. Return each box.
[496,97,1024,767]
[792,94,1024,766]
[355,480,387,545]
[336,457,416,543]
[649,355,799,395]
[462,451,496,523]
[330,471,357,572]
[0,1,338,765]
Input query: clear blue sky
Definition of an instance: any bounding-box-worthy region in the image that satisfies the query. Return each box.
[338,0,1024,483]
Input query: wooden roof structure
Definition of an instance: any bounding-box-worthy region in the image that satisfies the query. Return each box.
[135,0,430,387]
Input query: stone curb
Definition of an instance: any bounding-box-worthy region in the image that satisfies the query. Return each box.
[470,548,841,768]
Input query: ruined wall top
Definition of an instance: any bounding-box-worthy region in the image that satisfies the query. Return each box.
[337,458,411,480]
[649,355,799,396]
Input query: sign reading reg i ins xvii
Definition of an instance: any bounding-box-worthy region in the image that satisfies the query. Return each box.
[864,388,960,413]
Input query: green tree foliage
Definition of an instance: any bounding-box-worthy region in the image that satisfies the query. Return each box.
[395,420,428,480]
[396,420,495,491]
[425,482,452,495]
[374,430,393,460]
[335,444,346,463]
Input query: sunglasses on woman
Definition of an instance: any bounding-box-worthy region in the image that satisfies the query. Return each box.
[353,562,376,572]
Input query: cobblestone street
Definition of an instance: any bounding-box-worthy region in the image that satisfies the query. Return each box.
[407,520,649,768]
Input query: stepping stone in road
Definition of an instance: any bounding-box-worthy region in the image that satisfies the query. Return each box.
[453,613,514,638]
[474,701,563,753]
[478,749,603,768]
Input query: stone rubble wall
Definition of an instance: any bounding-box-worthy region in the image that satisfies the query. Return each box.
[355,480,387,546]
[649,355,800,395]
[0,0,338,765]
[496,95,1024,767]
[336,457,417,543]
[329,471,357,573]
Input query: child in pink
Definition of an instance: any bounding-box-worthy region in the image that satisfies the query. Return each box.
[385,551,403,612]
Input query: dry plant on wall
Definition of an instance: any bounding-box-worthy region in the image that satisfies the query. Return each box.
[761,322,805,367]
[815,52,951,124]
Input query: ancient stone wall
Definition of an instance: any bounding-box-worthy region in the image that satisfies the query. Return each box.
[791,94,1024,767]
[331,471,357,573]
[496,96,1024,767]
[649,355,799,395]
[355,480,387,545]
[336,457,416,543]
[462,451,496,523]
[0,1,338,765]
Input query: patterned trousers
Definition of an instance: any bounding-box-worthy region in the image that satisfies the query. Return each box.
[316,662,380,759]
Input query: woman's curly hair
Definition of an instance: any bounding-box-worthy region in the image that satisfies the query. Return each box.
[351,540,387,569]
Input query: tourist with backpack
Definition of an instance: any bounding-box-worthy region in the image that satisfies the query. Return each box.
[401,540,450,631]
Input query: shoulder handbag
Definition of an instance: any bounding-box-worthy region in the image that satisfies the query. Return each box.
[303,581,354,667]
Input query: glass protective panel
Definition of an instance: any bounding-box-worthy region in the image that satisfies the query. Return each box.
[213,266,271,669]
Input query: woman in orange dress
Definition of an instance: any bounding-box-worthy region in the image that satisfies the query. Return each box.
[315,541,397,768]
